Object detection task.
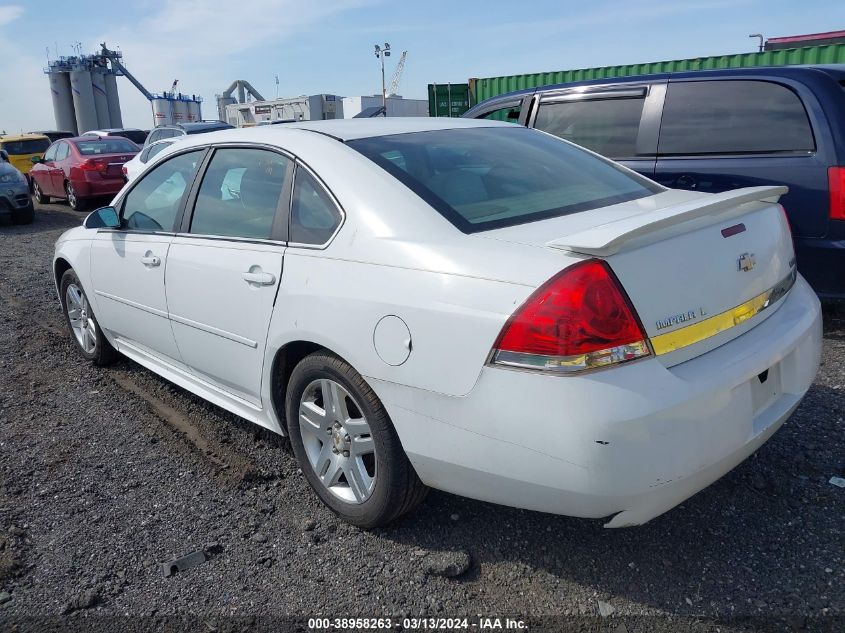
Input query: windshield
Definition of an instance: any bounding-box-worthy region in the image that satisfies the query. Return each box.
[74,139,139,155]
[1,138,50,155]
[347,127,662,233]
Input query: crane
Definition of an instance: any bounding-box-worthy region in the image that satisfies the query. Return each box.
[387,51,407,97]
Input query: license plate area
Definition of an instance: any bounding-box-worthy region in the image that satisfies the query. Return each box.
[750,362,782,415]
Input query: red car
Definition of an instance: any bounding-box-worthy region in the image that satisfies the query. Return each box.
[30,136,139,211]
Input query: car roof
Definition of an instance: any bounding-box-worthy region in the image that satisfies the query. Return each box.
[0,133,49,142]
[280,116,511,140]
[84,128,144,134]
[472,63,845,102]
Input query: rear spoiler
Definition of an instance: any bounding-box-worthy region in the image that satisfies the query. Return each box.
[546,186,788,257]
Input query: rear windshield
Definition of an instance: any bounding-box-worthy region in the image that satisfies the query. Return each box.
[74,139,139,155]
[347,127,662,233]
[1,138,50,155]
[107,130,147,145]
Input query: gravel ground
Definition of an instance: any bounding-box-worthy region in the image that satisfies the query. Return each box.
[0,202,842,633]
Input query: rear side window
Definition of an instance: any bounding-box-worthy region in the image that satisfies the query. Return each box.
[348,127,662,233]
[289,168,342,245]
[658,80,815,155]
[43,144,58,161]
[190,148,290,239]
[534,97,645,158]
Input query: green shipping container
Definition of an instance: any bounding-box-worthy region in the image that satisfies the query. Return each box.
[470,43,845,104]
[428,83,473,117]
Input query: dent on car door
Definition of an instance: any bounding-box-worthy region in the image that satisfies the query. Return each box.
[164,147,292,406]
[89,149,204,363]
[528,83,663,177]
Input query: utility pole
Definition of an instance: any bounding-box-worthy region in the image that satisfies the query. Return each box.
[374,43,391,116]
[749,33,764,53]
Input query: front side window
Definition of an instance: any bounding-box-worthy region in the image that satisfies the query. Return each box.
[658,80,815,155]
[55,142,69,161]
[534,97,645,158]
[478,102,522,124]
[289,168,342,245]
[190,148,290,239]
[43,143,58,162]
[348,126,661,233]
[122,150,202,231]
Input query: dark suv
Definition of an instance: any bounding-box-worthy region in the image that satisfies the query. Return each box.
[464,65,845,299]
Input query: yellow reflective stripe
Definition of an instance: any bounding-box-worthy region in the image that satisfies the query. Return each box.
[650,270,796,356]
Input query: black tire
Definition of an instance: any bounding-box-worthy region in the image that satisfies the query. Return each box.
[286,351,428,528]
[59,269,118,366]
[65,181,87,211]
[11,202,34,225]
[32,179,50,204]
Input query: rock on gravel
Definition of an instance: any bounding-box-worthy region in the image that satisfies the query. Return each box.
[422,550,471,578]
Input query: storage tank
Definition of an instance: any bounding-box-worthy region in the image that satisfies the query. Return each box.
[185,99,200,122]
[70,68,99,134]
[90,69,111,128]
[170,99,186,124]
[48,71,77,134]
[103,72,123,128]
[151,98,172,127]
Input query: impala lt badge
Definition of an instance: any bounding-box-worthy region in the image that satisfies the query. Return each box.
[738,252,756,272]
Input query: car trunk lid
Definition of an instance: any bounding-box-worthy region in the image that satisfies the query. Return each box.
[485,186,796,366]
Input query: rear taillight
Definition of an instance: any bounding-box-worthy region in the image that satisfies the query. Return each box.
[80,158,108,174]
[829,167,845,220]
[490,259,650,374]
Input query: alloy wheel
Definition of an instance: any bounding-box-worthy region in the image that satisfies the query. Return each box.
[65,283,97,354]
[298,378,376,504]
[65,183,76,208]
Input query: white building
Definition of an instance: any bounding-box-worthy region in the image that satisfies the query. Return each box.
[342,95,428,118]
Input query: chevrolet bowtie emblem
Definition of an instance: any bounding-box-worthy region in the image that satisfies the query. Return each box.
[738,252,756,272]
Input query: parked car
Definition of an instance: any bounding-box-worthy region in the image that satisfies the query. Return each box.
[464,65,845,300]
[53,119,820,528]
[0,151,34,224]
[143,120,234,147]
[82,128,148,146]
[0,133,50,187]
[30,136,139,211]
[29,130,75,143]
[121,138,178,182]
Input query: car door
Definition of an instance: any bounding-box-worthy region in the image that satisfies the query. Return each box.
[653,78,828,238]
[89,149,205,364]
[50,141,70,194]
[165,146,292,406]
[35,143,58,195]
[526,82,664,177]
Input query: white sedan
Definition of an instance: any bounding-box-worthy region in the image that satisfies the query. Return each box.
[121,138,178,182]
[53,118,821,528]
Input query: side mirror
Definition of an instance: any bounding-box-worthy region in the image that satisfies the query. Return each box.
[0,149,8,162]
[84,206,120,229]
[30,155,42,164]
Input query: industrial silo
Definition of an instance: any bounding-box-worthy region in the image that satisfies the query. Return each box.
[90,69,112,129]
[151,97,172,127]
[48,70,77,134]
[171,99,186,124]
[185,99,200,122]
[103,72,123,128]
[70,68,99,134]
[217,96,236,121]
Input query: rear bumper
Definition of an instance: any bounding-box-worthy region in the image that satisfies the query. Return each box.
[374,276,821,526]
[73,174,125,199]
[796,223,845,300]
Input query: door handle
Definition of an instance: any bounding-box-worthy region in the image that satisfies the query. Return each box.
[242,271,276,286]
[141,254,161,267]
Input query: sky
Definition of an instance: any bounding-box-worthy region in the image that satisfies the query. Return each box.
[0,0,843,133]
